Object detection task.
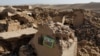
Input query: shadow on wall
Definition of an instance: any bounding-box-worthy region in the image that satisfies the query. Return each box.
[0,34,34,56]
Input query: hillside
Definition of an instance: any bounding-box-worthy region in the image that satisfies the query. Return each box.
[31,2,100,10]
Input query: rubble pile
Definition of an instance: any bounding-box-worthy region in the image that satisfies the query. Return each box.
[57,9,100,56]
[75,13,100,56]
[76,21,100,56]
[48,22,77,56]
[48,22,76,49]
[0,6,99,56]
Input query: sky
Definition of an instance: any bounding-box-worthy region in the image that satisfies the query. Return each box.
[0,0,100,5]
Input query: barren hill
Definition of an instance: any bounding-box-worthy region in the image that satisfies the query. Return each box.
[31,2,100,10]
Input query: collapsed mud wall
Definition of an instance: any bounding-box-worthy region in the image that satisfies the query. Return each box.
[29,21,77,56]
